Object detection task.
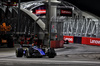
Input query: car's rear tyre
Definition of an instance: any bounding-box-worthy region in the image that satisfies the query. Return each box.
[47,48,56,58]
[16,48,23,57]
[64,40,69,44]
[66,40,69,44]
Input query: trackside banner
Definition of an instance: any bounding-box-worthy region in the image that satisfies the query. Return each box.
[82,37,100,46]
[32,5,46,16]
[63,36,74,43]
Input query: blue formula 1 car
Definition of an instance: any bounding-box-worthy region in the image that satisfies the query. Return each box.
[16,45,56,58]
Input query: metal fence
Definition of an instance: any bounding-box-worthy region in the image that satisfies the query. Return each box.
[51,17,64,40]
[63,16,100,38]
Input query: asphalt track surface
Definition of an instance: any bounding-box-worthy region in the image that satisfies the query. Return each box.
[1,43,100,66]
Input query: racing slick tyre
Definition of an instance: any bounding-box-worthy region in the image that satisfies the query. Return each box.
[26,48,32,58]
[16,48,23,57]
[64,40,69,44]
[66,40,69,44]
[47,48,56,58]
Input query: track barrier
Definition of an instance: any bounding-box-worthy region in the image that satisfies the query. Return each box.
[50,40,64,48]
[63,36,100,46]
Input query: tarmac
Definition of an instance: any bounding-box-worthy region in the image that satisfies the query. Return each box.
[55,43,100,60]
[0,43,100,60]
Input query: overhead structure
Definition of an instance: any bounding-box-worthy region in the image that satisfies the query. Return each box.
[0,0,100,38]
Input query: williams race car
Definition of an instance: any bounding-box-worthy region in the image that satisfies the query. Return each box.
[16,45,56,58]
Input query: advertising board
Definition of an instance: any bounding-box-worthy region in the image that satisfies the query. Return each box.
[82,37,100,46]
[60,8,72,17]
[63,36,74,43]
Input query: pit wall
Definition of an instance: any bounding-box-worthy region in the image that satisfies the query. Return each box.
[63,36,100,46]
